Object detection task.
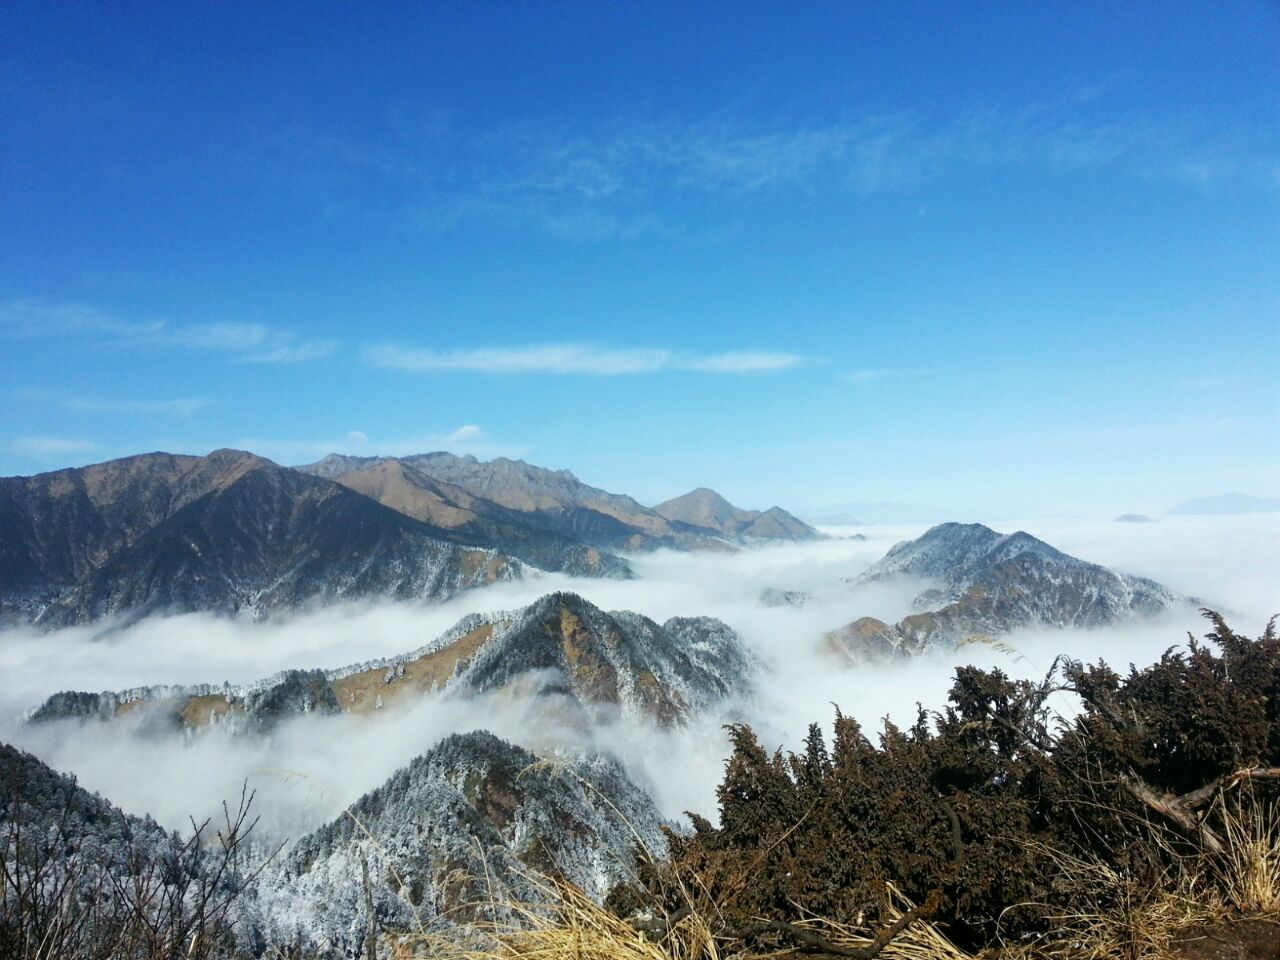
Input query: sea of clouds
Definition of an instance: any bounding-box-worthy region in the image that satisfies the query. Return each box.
[2,514,1277,843]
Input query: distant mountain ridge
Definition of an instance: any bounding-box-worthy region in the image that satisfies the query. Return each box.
[0,447,821,627]
[300,451,813,551]
[829,522,1186,661]
[0,450,522,627]
[323,458,633,577]
[652,487,821,542]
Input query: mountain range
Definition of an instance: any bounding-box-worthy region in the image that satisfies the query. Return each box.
[302,452,819,549]
[5,496,1205,957]
[0,448,817,627]
[0,450,525,627]
[827,522,1187,661]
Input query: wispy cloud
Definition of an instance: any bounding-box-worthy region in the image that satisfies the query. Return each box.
[237,425,524,464]
[289,88,1278,238]
[9,436,99,458]
[366,343,802,375]
[17,388,211,418]
[0,300,336,364]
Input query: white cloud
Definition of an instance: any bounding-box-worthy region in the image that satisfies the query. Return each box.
[0,299,335,364]
[242,339,339,364]
[366,343,671,375]
[236,424,526,464]
[367,343,802,375]
[296,90,1280,239]
[0,299,165,339]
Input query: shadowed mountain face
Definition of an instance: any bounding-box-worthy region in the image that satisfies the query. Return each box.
[652,487,821,542]
[1,450,521,627]
[301,452,739,553]
[253,730,666,956]
[327,458,633,578]
[31,592,754,729]
[829,522,1185,661]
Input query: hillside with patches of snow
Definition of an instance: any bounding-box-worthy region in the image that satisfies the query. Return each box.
[29,593,755,730]
[829,522,1188,661]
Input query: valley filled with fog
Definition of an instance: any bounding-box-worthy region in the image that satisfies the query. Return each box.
[4,513,1277,844]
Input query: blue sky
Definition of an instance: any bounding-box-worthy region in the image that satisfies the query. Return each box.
[2,1,1277,517]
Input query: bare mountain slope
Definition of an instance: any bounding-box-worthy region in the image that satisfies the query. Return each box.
[1,450,521,627]
[332,458,632,577]
[301,452,734,553]
[653,487,820,541]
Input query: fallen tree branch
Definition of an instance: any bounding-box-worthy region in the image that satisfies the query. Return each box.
[1179,767,1280,811]
[1122,773,1224,853]
[1122,766,1280,855]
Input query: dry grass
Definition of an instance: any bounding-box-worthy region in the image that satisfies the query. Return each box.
[1002,791,1280,960]
[390,874,972,960]
[1215,791,1280,915]
[395,877,720,960]
[330,622,495,714]
[776,885,973,960]
[1007,840,1219,960]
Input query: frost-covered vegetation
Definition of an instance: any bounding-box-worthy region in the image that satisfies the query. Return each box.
[7,611,1280,959]
[0,743,268,959]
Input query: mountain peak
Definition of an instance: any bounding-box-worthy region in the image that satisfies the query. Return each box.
[843,521,1185,658]
[654,488,821,542]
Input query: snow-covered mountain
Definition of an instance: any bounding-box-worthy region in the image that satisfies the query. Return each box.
[830,522,1186,661]
[3,728,666,960]
[453,592,753,723]
[30,593,754,729]
[250,730,666,957]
